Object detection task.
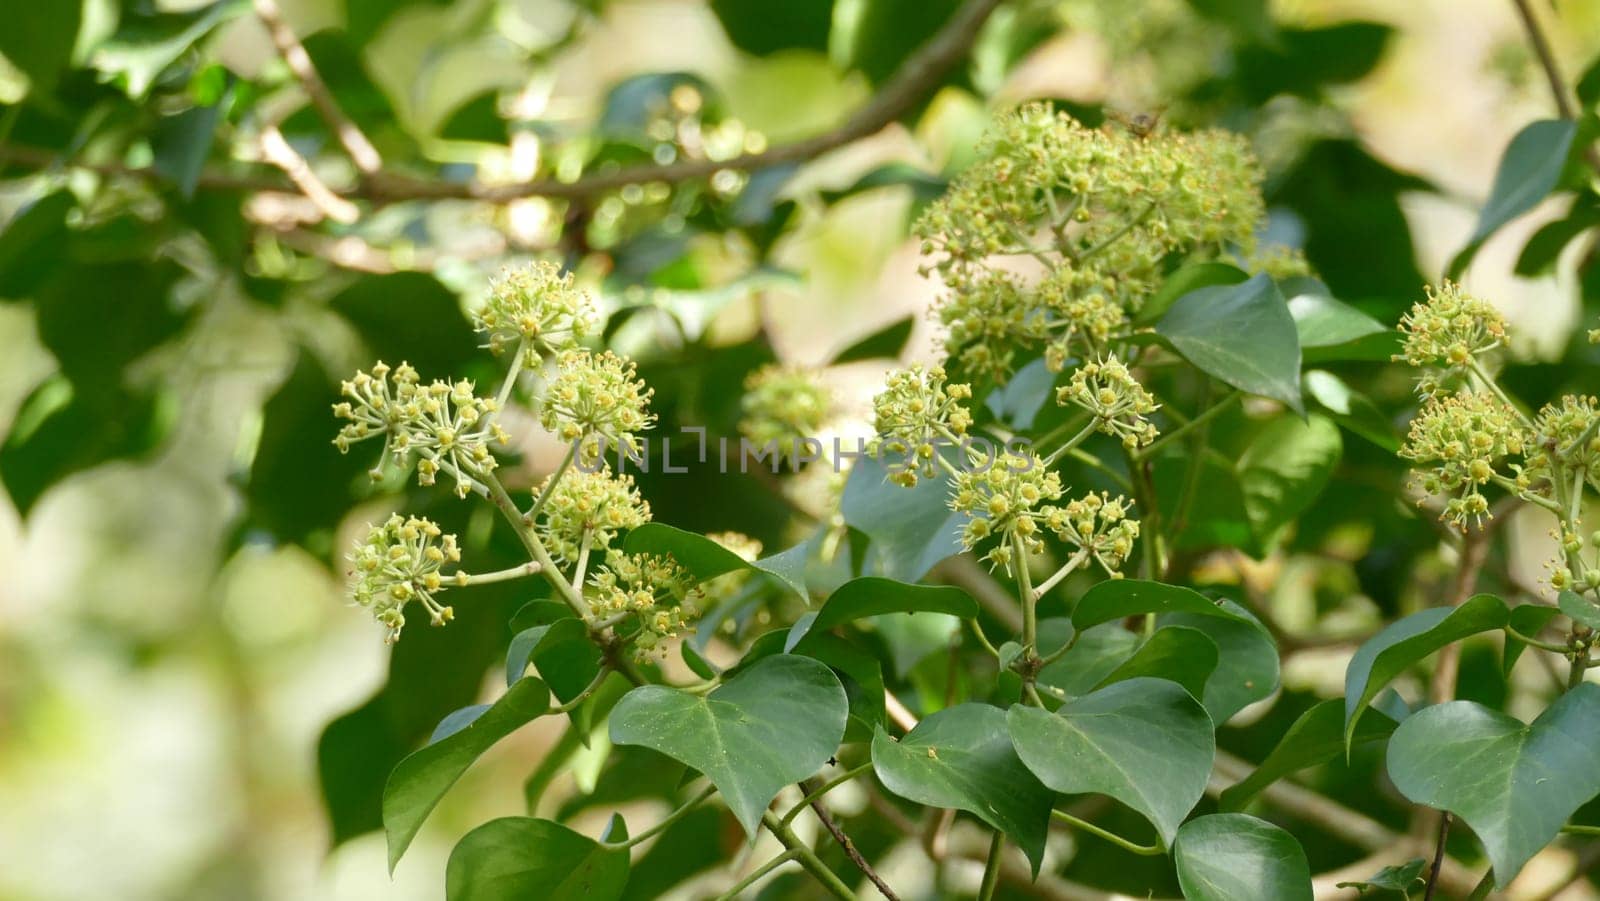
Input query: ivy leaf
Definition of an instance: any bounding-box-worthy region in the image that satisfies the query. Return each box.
[1138,262,1248,325]
[1287,290,1388,351]
[1174,814,1313,901]
[1036,621,1139,697]
[1449,119,1579,277]
[1336,858,1426,896]
[1156,273,1304,414]
[786,577,978,651]
[1304,370,1398,452]
[1072,579,1259,631]
[1007,678,1214,846]
[1095,625,1218,701]
[1237,414,1342,548]
[840,453,968,580]
[1559,589,1600,630]
[1386,685,1600,886]
[1343,594,1508,750]
[871,703,1053,872]
[1164,602,1281,722]
[506,618,588,687]
[384,678,551,870]
[445,817,628,901]
[1219,699,1398,811]
[623,522,807,598]
[609,654,847,838]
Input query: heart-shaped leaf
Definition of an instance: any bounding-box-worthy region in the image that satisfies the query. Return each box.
[871,703,1053,871]
[609,654,847,837]
[841,453,968,581]
[1343,594,1507,749]
[1164,602,1281,723]
[1007,678,1214,846]
[1387,684,1600,885]
[385,678,551,870]
[1236,414,1342,548]
[1219,698,1398,811]
[1095,625,1218,701]
[1156,273,1303,413]
[1174,813,1313,901]
[445,816,628,901]
[786,577,978,651]
[1036,620,1139,697]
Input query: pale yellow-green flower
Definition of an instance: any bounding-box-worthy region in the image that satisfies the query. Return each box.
[478,261,596,366]
[949,451,1064,570]
[1058,356,1160,450]
[536,466,652,563]
[589,552,705,660]
[539,349,656,463]
[347,514,462,643]
[1400,392,1526,529]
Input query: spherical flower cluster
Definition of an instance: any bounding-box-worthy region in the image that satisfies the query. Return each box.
[536,466,651,563]
[739,364,832,459]
[1045,492,1140,577]
[1521,395,1600,495]
[873,365,973,486]
[1038,267,1127,369]
[347,514,462,643]
[935,271,1051,379]
[539,349,656,463]
[477,261,596,366]
[1395,283,1507,397]
[1058,356,1160,449]
[589,552,705,660]
[949,451,1065,570]
[1399,392,1527,529]
[334,362,509,497]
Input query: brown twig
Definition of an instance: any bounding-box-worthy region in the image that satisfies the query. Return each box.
[257,123,360,223]
[802,781,901,901]
[253,0,383,177]
[1509,0,1600,175]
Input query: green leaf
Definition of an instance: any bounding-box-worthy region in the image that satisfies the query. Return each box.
[1009,679,1212,846]
[840,453,967,580]
[1155,273,1304,413]
[1386,684,1600,886]
[609,654,846,837]
[1072,579,1258,631]
[1218,699,1398,811]
[622,522,808,598]
[871,703,1053,871]
[1343,594,1508,750]
[1450,119,1578,277]
[830,314,916,364]
[1174,814,1313,901]
[446,817,628,901]
[1236,414,1342,546]
[1559,589,1600,630]
[1304,370,1398,452]
[1095,625,1218,701]
[506,619,588,687]
[1164,602,1281,722]
[711,0,833,56]
[152,98,227,199]
[0,3,82,93]
[1336,858,1426,896]
[1036,621,1139,697]
[0,190,74,297]
[1515,200,1600,276]
[786,577,978,651]
[1504,603,1562,677]
[384,678,551,870]
[91,2,245,99]
[1287,290,1387,350]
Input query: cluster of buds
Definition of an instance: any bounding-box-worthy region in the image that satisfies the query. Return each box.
[915,102,1265,378]
[1521,395,1600,496]
[538,349,656,463]
[477,261,596,366]
[589,552,706,660]
[1058,356,1160,449]
[536,466,652,563]
[1045,491,1140,577]
[1038,267,1127,371]
[739,364,832,460]
[949,451,1065,570]
[347,514,462,643]
[872,365,974,486]
[333,362,509,497]
[1399,392,1526,529]
[1546,528,1600,593]
[1395,282,1507,397]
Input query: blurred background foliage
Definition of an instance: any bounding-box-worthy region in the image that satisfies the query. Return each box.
[1,0,1600,898]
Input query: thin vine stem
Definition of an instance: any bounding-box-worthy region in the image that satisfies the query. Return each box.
[1134,389,1241,460]
[453,562,542,586]
[1050,809,1164,855]
[713,849,800,901]
[976,832,1004,901]
[780,763,874,827]
[601,785,716,849]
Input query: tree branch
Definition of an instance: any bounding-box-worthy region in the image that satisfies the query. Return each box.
[253,0,383,177]
[802,781,901,901]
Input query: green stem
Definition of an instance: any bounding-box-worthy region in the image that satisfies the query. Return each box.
[1012,531,1038,657]
[602,785,717,849]
[1050,810,1164,855]
[1135,390,1241,460]
[491,339,527,418]
[527,443,577,521]
[976,831,1004,901]
[780,764,875,827]
[714,850,801,901]
[481,471,591,622]
[1465,869,1495,901]
[761,811,859,900]
[453,562,542,586]
[550,667,610,714]
[1561,823,1600,836]
[969,618,1002,659]
[1505,624,1570,654]
[1042,420,1101,467]
[1032,550,1089,600]
[1468,357,1535,430]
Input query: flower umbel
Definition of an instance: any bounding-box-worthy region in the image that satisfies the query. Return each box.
[950,451,1065,570]
[536,466,652,563]
[1045,491,1140,577]
[333,363,508,496]
[477,261,596,366]
[1399,392,1526,529]
[332,361,420,473]
[589,552,705,660]
[1058,356,1160,449]
[1395,282,1506,397]
[872,364,973,486]
[348,514,462,643]
[739,364,832,459]
[539,349,656,463]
